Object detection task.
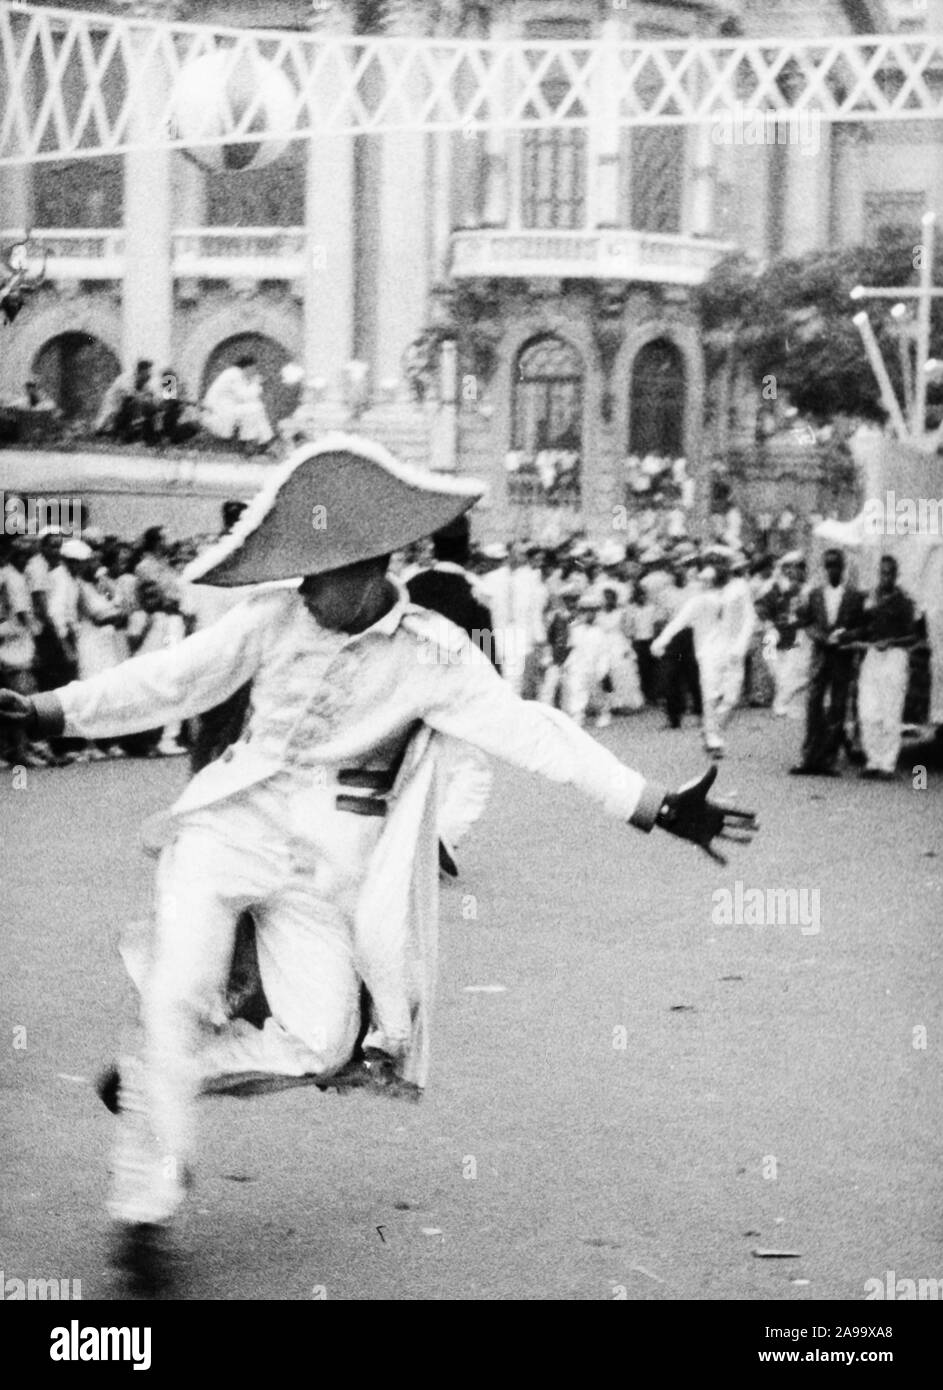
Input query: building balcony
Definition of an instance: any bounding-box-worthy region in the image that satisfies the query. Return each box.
[171,228,307,281]
[450,228,732,287]
[2,229,126,281]
[2,227,308,286]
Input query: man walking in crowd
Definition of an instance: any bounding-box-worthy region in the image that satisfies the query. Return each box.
[762,551,811,718]
[658,556,702,730]
[539,582,580,709]
[477,541,547,697]
[562,591,611,727]
[855,554,917,780]
[790,548,865,777]
[651,546,755,759]
[0,436,756,1293]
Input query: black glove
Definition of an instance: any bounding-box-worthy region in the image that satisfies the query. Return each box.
[656,765,758,865]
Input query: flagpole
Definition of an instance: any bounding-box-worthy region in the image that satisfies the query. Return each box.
[914,211,936,437]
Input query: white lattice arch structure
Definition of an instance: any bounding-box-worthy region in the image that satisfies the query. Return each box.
[2,1,943,164]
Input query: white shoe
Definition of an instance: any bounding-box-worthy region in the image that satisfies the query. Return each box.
[595,713,612,729]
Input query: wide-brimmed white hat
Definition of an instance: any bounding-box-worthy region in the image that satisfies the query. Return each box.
[185,434,486,587]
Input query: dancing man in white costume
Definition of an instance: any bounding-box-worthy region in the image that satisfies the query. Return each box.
[0,437,756,1291]
[651,547,756,758]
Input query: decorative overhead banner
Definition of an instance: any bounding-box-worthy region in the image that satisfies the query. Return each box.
[2,2,943,163]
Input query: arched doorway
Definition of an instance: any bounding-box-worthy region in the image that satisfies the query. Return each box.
[510,334,583,505]
[32,332,120,422]
[201,333,300,431]
[628,338,686,458]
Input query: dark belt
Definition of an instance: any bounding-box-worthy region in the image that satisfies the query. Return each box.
[332,729,418,819]
[335,766,398,817]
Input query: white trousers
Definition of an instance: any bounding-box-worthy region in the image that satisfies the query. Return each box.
[699,653,745,751]
[858,647,908,773]
[205,400,274,446]
[560,656,605,726]
[773,637,810,718]
[109,779,383,1224]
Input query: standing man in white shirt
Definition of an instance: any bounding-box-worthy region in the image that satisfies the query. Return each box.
[651,547,755,758]
[477,542,545,694]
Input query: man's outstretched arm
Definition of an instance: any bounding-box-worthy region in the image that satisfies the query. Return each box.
[423,636,757,859]
[0,590,280,743]
[650,592,702,660]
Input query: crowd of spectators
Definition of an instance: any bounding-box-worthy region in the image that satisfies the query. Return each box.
[0,356,277,456]
[0,516,228,767]
[2,504,932,773]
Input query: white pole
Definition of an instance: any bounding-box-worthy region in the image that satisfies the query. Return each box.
[852,312,909,439]
[913,211,936,439]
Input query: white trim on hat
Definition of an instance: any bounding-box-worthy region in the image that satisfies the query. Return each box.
[184,432,485,585]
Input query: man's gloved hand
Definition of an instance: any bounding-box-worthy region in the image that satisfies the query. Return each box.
[655,765,758,865]
[0,688,34,725]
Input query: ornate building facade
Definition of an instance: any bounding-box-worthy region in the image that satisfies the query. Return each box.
[2,0,942,539]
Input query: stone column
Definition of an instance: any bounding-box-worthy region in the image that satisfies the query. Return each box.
[479,17,514,228]
[780,118,831,256]
[373,12,431,395]
[122,16,173,369]
[721,140,768,257]
[431,130,455,281]
[687,120,716,237]
[829,124,867,248]
[590,18,621,228]
[173,152,206,232]
[303,10,355,404]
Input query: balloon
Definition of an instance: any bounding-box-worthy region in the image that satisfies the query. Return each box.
[171,50,296,173]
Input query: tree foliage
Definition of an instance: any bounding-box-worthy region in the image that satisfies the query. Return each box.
[695,228,943,426]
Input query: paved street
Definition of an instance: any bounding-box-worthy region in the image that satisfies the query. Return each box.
[2,709,941,1301]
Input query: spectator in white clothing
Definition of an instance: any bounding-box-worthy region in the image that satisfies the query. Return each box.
[202,356,274,450]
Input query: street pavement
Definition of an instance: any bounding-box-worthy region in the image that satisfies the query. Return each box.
[1,708,941,1301]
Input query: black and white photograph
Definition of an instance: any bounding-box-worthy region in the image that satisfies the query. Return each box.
[1,0,941,1352]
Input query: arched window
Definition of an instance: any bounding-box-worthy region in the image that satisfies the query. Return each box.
[201,332,300,429]
[509,335,583,504]
[628,338,685,458]
[32,332,120,422]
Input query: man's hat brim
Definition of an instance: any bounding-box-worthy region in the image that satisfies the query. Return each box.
[184,434,486,587]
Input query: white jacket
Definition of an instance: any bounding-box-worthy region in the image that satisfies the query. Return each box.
[48,585,665,831]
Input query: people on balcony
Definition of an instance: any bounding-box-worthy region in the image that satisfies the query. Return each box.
[95,359,160,445]
[201,355,274,452]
